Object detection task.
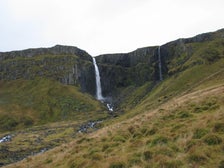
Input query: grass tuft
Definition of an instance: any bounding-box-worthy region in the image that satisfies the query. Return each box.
[213,122,224,133]
[193,128,209,139]
[143,150,152,161]
[151,136,169,146]
[203,134,223,145]
[109,162,126,168]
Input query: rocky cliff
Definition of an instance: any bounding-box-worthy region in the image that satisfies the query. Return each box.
[95,46,162,97]
[94,28,224,102]
[160,28,224,76]
[1,29,223,100]
[0,45,96,95]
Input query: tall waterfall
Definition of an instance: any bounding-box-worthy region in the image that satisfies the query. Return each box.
[92,57,104,100]
[92,57,113,111]
[158,46,163,81]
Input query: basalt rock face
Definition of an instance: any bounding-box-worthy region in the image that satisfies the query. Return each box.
[95,28,224,98]
[0,44,168,99]
[95,46,165,97]
[160,28,224,76]
[0,45,96,95]
[96,46,157,67]
[0,45,92,61]
[1,29,223,99]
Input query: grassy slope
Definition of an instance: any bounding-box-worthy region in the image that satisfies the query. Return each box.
[0,78,108,132]
[3,30,224,168]
[116,35,224,120]
[0,78,109,166]
[5,79,224,168]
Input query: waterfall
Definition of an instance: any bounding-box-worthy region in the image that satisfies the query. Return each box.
[92,57,104,100]
[92,57,113,112]
[158,46,163,81]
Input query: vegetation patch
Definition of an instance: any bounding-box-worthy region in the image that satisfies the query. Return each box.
[192,99,219,113]
[109,162,126,168]
[188,152,208,163]
[193,128,209,139]
[112,135,126,143]
[161,160,183,168]
[146,127,158,135]
[219,160,224,168]
[0,115,19,131]
[203,134,223,145]
[143,150,152,161]
[0,79,108,132]
[177,111,193,118]
[128,153,142,166]
[150,136,169,146]
[213,122,224,133]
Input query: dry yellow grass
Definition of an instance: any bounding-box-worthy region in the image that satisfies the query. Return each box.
[4,84,224,168]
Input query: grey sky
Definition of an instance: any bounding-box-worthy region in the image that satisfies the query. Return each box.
[0,0,224,55]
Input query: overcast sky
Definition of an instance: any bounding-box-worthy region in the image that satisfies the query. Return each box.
[0,0,224,56]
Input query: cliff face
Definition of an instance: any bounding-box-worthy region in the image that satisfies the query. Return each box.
[95,46,168,97]
[94,28,224,99]
[160,28,224,76]
[0,45,91,61]
[0,45,96,95]
[1,29,223,100]
[0,44,165,99]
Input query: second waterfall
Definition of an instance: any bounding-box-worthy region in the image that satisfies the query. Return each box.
[158,46,163,81]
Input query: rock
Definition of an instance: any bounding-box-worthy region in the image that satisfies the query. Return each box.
[95,46,160,96]
[78,120,103,133]
[0,45,96,95]
[92,28,224,105]
[0,45,91,61]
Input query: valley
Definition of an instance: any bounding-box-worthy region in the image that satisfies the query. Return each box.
[0,28,224,167]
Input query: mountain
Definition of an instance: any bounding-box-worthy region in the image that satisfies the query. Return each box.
[0,45,96,94]
[1,28,224,167]
[95,28,224,109]
[0,45,109,131]
[0,45,110,165]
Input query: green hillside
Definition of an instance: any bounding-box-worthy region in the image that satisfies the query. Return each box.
[0,78,108,132]
[5,77,224,168]
[0,78,109,166]
[116,29,224,118]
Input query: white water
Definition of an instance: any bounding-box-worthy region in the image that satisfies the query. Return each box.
[92,57,104,100]
[92,57,113,112]
[0,135,11,143]
[158,46,163,81]
[107,103,113,112]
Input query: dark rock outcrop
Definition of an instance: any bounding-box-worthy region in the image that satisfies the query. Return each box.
[94,28,224,98]
[0,45,96,95]
[96,46,157,67]
[95,46,163,96]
